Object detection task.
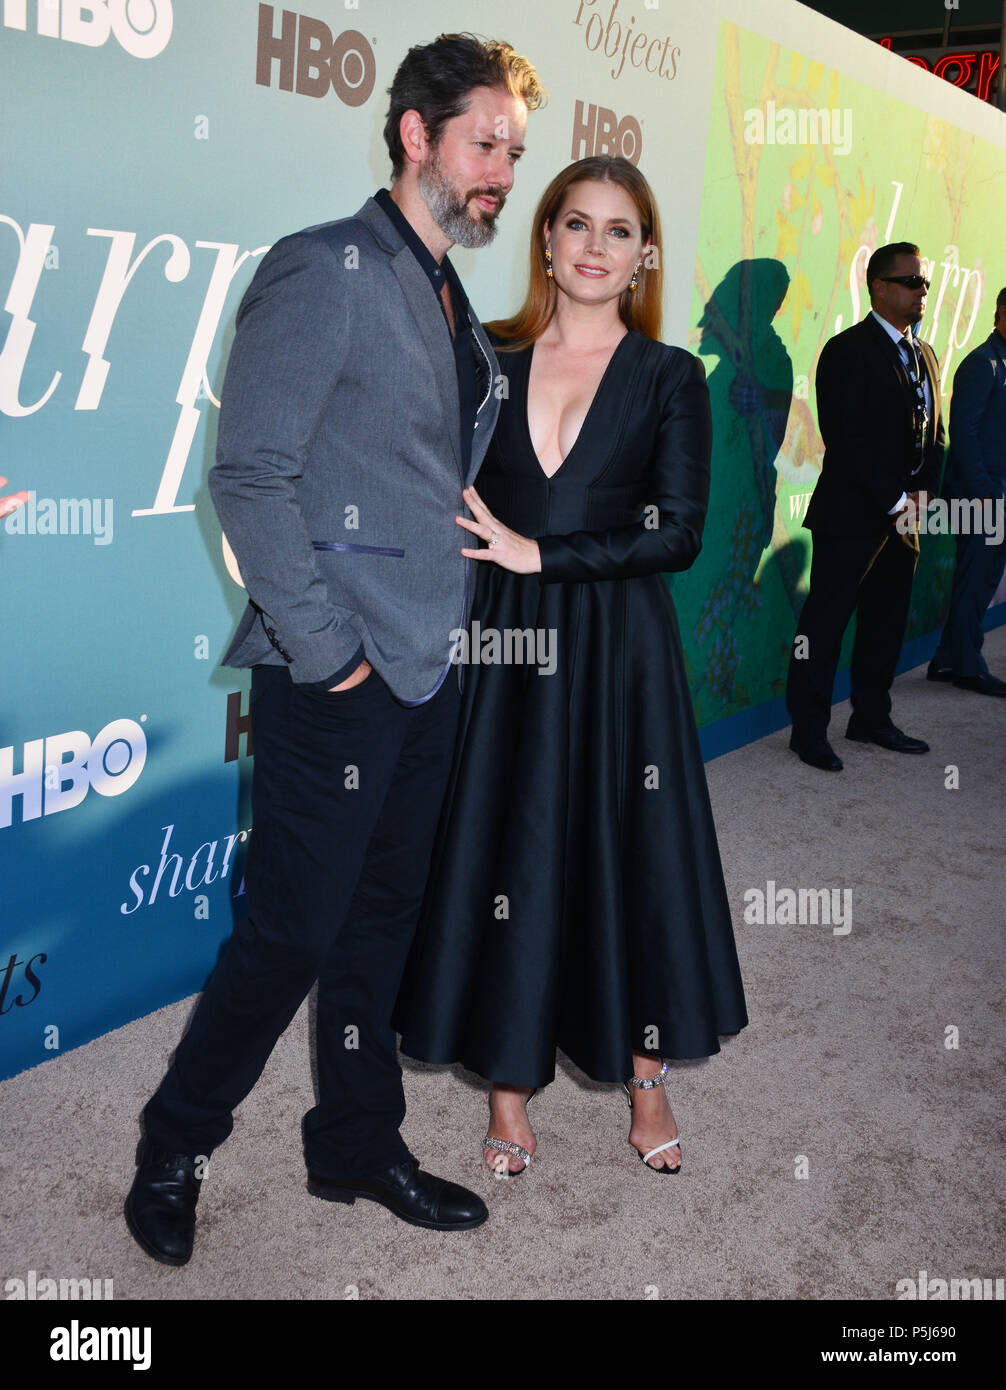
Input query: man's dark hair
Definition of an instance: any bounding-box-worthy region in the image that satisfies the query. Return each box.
[866,242,921,299]
[996,286,1006,321]
[384,33,545,179]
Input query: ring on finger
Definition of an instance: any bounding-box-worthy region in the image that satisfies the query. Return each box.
[488,531,499,548]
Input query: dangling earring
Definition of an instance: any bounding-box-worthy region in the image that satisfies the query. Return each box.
[545,247,553,279]
[629,262,642,292]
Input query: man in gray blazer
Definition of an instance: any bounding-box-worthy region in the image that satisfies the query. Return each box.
[127,35,544,1263]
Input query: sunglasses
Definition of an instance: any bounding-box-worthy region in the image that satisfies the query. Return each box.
[882,275,930,291]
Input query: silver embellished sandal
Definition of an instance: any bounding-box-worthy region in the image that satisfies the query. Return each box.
[623,1061,682,1174]
[482,1088,537,1177]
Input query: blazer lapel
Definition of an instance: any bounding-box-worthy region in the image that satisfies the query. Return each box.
[356,197,497,487]
[389,247,462,477]
[468,317,501,485]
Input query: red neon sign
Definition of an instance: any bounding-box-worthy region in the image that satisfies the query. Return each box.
[877,38,1000,102]
[934,52,976,86]
[976,49,1001,102]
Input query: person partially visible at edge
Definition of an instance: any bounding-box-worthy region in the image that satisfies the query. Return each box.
[928,284,1006,697]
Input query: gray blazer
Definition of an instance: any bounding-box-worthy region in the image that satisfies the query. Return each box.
[209,197,500,703]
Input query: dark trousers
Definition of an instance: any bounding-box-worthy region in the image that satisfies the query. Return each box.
[786,526,918,737]
[143,663,459,1178]
[932,519,1006,677]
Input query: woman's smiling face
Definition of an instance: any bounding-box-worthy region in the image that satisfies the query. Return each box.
[545,179,649,307]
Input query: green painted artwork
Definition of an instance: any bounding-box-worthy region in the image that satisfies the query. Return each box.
[677,21,1001,728]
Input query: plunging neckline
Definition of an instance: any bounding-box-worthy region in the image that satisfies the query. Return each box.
[523,331,634,480]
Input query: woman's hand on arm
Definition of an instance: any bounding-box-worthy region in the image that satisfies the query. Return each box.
[457,485,542,575]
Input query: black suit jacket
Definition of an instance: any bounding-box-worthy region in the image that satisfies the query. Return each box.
[806,313,945,536]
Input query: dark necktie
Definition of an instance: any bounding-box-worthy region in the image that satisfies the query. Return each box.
[899,335,928,474]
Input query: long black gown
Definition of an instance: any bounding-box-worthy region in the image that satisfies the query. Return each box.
[394,329,748,1086]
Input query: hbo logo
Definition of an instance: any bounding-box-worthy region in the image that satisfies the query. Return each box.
[0,719,147,829]
[256,4,376,106]
[571,99,643,166]
[2,0,174,60]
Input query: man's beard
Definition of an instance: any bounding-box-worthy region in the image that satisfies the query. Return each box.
[418,146,504,249]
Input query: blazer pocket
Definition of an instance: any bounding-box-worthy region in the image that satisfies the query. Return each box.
[312,541,405,557]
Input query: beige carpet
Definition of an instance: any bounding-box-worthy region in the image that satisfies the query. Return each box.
[2,632,1004,1300]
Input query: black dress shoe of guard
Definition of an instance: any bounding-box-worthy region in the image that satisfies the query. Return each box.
[845,719,929,753]
[926,661,954,682]
[307,1157,488,1231]
[125,1140,201,1266]
[952,672,1006,696]
[789,731,843,771]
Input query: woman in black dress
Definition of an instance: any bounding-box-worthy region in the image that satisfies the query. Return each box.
[395,157,747,1174]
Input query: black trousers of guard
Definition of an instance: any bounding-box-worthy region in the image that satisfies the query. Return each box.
[786,526,918,738]
[143,663,459,1178]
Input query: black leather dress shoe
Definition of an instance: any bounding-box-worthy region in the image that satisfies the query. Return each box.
[845,720,929,753]
[125,1140,202,1266]
[789,731,843,771]
[308,1157,488,1231]
[926,661,954,682]
[952,672,1006,696]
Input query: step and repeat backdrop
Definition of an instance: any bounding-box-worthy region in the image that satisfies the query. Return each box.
[2,0,1004,1079]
